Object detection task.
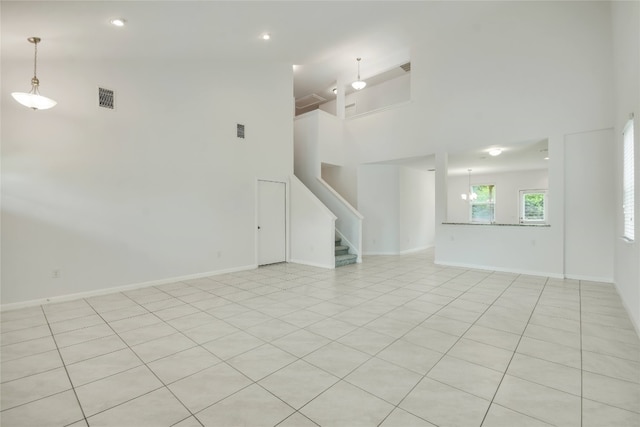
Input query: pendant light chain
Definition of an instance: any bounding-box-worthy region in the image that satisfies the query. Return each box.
[33,39,38,79]
[11,36,56,110]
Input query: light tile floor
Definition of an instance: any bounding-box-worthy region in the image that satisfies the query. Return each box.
[2,249,639,426]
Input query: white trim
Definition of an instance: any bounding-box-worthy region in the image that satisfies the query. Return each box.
[363,251,401,256]
[256,178,288,266]
[291,175,336,220]
[317,177,363,220]
[564,274,615,283]
[289,259,334,269]
[399,245,433,255]
[434,260,564,279]
[345,100,413,120]
[614,281,640,338]
[0,264,257,312]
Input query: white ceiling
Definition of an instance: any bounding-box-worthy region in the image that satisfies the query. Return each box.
[372,139,550,176]
[1,1,421,101]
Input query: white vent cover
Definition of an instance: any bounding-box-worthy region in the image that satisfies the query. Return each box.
[400,62,411,72]
[295,93,326,110]
[98,87,115,109]
[237,123,245,139]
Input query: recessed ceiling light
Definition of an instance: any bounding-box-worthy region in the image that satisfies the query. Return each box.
[261,33,271,41]
[110,18,126,27]
[544,157,550,160]
[488,148,502,156]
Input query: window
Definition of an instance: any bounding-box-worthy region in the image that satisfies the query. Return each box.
[470,184,496,223]
[623,118,634,241]
[520,190,547,224]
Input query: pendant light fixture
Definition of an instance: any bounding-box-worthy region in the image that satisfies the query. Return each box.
[11,37,57,110]
[351,57,366,90]
[461,169,478,201]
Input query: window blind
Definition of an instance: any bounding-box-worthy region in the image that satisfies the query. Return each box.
[623,119,635,241]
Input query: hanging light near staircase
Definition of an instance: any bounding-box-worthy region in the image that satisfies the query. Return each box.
[11,37,57,110]
[351,58,366,90]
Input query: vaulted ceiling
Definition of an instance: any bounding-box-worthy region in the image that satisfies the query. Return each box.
[1,1,423,102]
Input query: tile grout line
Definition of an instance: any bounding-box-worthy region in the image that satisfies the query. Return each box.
[478,276,550,427]
[39,305,90,427]
[579,279,584,427]
[374,270,525,426]
[81,293,221,426]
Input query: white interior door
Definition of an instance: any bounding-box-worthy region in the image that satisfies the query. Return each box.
[258,180,286,265]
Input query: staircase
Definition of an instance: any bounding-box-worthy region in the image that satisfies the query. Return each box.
[335,235,358,267]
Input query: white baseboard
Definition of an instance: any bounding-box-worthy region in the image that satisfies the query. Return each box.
[614,282,640,338]
[564,274,614,283]
[399,245,433,255]
[289,258,334,269]
[434,260,565,279]
[0,264,258,312]
[362,251,400,256]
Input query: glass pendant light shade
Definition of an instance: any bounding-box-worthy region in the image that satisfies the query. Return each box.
[351,80,366,90]
[351,57,366,90]
[12,37,56,111]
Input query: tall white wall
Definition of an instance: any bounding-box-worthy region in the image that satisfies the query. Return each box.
[447,169,548,224]
[358,165,434,255]
[1,59,293,305]
[564,129,615,282]
[358,165,399,254]
[399,168,435,253]
[344,1,613,164]
[612,0,640,331]
[289,176,336,269]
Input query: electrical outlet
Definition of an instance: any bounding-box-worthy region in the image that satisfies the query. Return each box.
[52,269,61,279]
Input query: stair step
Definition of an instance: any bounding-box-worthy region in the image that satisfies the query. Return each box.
[335,253,357,267]
[335,236,341,244]
[335,245,349,256]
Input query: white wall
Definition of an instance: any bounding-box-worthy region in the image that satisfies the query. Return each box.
[1,58,293,305]
[564,129,615,282]
[611,0,640,331]
[320,73,411,117]
[437,224,562,277]
[327,2,615,286]
[358,165,399,254]
[289,176,336,269]
[447,169,548,224]
[294,111,363,260]
[358,164,434,255]
[321,164,352,206]
[343,1,613,165]
[399,168,435,253]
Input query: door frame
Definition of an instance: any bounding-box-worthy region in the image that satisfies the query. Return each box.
[255,177,289,266]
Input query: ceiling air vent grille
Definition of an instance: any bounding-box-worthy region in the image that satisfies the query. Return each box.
[98,87,115,109]
[400,62,411,73]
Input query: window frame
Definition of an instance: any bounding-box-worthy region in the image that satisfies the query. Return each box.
[623,118,635,241]
[469,183,496,223]
[519,189,548,225]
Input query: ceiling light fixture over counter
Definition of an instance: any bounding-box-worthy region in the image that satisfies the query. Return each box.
[261,33,271,40]
[461,169,478,201]
[489,148,502,156]
[110,18,126,27]
[11,37,57,110]
[351,57,366,90]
